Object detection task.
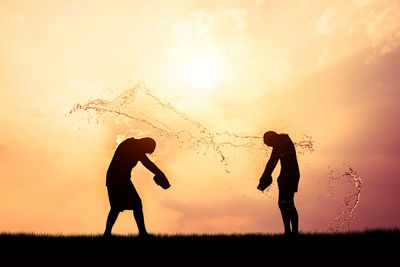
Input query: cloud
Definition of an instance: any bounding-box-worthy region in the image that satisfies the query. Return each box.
[315,7,347,35]
[14,14,26,23]
[223,8,247,31]
[366,7,400,55]
[318,48,331,68]
[314,0,400,66]
[160,196,278,233]
[269,59,295,88]
[170,9,248,47]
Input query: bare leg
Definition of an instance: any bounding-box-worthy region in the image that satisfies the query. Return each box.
[104,208,120,236]
[279,205,291,235]
[290,206,299,235]
[279,189,296,235]
[133,200,148,236]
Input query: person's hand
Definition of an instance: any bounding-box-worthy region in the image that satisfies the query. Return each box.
[257,175,272,191]
[153,173,170,189]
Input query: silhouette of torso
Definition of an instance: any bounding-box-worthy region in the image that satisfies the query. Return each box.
[106,138,141,186]
[272,134,300,191]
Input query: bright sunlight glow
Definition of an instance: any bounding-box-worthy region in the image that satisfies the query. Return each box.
[184,62,219,87]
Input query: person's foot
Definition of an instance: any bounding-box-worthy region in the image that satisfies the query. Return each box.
[103,231,112,238]
[282,231,292,240]
[139,232,152,239]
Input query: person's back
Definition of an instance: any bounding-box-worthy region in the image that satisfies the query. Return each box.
[106,137,140,186]
[274,134,300,192]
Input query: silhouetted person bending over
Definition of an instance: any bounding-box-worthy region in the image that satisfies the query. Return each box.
[104,137,170,237]
[257,131,300,236]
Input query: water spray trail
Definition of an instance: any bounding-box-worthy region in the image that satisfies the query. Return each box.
[328,165,363,232]
[70,83,314,160]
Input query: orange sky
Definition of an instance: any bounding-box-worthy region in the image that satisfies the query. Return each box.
[1,0,400,234]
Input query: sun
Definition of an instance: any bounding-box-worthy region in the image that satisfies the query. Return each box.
[184,61,219,88]
[164,50,224,94]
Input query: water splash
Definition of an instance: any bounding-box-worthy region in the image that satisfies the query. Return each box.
[70,83,314,168]
[327,165,363,232]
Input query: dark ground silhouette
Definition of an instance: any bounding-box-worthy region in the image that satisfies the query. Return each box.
[1,230,398,265]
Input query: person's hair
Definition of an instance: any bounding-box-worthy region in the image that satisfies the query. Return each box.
[139,137,156,153]
[263,131,278,146]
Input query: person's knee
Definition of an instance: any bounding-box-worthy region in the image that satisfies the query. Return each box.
[278,199,286,210]
[279,199,294,210]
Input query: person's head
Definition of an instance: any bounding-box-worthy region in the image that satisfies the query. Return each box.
[263,131,278,147]
[139,137,156,154]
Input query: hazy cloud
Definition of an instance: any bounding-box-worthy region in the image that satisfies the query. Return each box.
[14,14,26,23]
[314,0,400,66]
[269,59,295,88]
[315,7,347,35]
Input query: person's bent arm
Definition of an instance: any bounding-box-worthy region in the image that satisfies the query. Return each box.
[262,149,279,178]
[257,149,279,191]
[140,154,164,176]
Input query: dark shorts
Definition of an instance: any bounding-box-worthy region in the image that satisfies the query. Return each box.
[107,181,142,211]
[278,186,295,209]
[278,175,299,192]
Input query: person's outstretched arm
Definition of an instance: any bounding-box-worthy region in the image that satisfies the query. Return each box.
[257,149,279,191]
[140,154,164,176]
[140,154,170,189]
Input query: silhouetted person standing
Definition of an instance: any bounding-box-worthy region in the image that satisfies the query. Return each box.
[104,137,170,237]
[257,131,300,236]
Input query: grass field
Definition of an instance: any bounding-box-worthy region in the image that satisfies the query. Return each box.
[1,229,398,265]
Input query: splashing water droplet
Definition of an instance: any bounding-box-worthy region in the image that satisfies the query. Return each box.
[70,83,314,165]
[327,165,363,232]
